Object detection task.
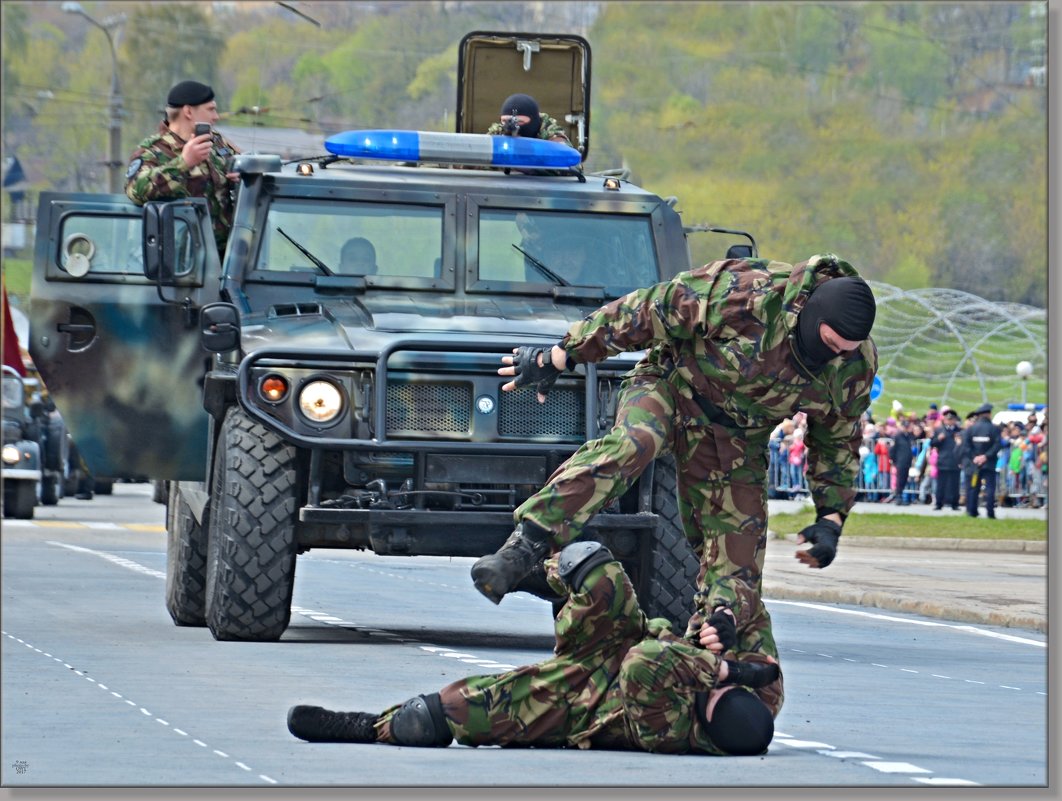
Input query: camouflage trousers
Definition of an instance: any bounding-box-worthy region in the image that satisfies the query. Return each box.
[514,372,772,627]
[375,559,780,751]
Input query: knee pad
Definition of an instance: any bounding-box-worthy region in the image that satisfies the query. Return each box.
[557,540,614,591]
[389,693,452,747]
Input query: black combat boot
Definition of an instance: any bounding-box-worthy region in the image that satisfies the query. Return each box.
[287,705,379,743]
[471,520,552,604]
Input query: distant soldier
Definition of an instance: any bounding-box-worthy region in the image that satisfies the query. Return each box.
[288,541,782,756]
[125,80,241,254]
[487,93,571,144]
[474,254,878,639]
[961,403,1002,519]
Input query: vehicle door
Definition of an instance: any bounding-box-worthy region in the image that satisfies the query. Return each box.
[28,193,219,480]
[457,31,591,159]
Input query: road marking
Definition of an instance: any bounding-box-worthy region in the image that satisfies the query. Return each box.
[863,761,932,774]
[788,649,1045,697]
[1,628,277,785]
[768,599,1044,648]
[4,520,165,532]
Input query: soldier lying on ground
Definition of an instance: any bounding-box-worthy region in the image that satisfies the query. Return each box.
[288,542,782,755]
[473,254,878,638]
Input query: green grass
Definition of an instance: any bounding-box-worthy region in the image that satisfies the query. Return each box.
[769,511,1046,541]
[2,258,32,305]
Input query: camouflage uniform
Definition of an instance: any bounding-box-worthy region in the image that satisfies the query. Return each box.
[516,255,877,629]
[125,121,240,253]
[487,112,570,143]
[375,557,782,753]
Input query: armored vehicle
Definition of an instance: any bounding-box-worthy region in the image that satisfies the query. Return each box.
[29,33,756,640]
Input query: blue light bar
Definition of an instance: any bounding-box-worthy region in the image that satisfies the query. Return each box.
[324,130,581,169]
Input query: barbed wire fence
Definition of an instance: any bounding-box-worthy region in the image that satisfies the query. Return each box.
[866,281,1047,420]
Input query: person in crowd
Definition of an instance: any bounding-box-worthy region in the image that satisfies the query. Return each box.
[125,80,241,254]
[472,254,877,640]
[288,541,782,756]
[887,417,916,505]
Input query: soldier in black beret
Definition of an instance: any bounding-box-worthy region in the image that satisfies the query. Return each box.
[124,80,241,253]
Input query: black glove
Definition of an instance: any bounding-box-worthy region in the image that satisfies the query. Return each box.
[796,518,842,568]
[723,659,780,688]
[511,346,563,397]
[706,608,737,653]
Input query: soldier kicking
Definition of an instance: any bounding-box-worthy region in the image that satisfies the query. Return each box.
[288,541,782,756]
[473,254,878,641]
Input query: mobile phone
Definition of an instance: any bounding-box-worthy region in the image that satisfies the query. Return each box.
[194,122,211,138]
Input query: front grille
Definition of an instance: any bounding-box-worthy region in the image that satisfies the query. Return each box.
[386,382,471,434]
[499,386,584,440]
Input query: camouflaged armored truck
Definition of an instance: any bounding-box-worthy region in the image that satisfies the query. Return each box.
[29,32,757,641]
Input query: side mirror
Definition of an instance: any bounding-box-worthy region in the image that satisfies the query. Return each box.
[142,198,209,285]
[200,302,241,353]
[725,244,753,259]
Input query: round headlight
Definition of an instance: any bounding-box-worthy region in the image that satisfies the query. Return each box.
[298,380,343,423]
[2,443,22,465]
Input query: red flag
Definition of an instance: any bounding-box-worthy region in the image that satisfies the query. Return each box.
[2,281,27,376]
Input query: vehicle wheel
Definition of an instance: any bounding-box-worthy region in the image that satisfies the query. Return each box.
[40,474,61,506]
[634,455,698,631]
[93,478,114,495]
[152,479,169,505]
[4,481,37,520]
[165,482,208,627]
[205,407,298,642]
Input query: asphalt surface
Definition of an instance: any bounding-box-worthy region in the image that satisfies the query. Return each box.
[763,499,1048,633]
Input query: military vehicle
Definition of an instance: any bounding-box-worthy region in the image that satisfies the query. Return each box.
[29,32,756,640]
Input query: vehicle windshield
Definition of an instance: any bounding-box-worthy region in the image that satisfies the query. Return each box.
[253,198,444,280]
[478,209,659,295]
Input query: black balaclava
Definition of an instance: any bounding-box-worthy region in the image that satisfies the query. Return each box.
[795,276,876,371]
[500,93,542,138]
[697,689,775,756]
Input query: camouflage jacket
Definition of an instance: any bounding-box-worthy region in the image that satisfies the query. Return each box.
[560,254,878,520]
[486,112,570,143]
[124,122,240,253]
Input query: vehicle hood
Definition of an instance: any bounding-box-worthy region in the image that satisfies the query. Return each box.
[239,293,595,352]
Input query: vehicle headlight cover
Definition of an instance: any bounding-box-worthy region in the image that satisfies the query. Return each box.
[2,444,22,465]
[298,380,343,423]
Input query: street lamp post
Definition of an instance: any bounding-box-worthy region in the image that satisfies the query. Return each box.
[1016,360,1033,405]
[62,2,125,194]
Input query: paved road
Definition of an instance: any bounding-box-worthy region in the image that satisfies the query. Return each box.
[0,484,1049,796]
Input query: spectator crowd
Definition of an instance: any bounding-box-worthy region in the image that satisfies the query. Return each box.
[768,402,1048,510]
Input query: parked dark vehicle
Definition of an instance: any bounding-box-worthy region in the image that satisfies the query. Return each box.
[29,33,756,640]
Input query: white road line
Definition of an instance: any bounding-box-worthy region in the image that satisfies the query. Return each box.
[863,761,932,774]
[2,628,276,785]
[767,599,1044,647]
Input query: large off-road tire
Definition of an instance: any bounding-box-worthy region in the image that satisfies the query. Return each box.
[93,478,114,495]
[4,480,37,520]
[205,407,299,642]
[634,455,698,631]
[165,481,208,627]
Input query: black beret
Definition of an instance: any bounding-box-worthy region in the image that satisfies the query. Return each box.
[167,80,215,107]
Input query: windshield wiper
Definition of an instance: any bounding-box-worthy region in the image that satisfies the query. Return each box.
[512,243,570,286]
[276,227,334,276]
